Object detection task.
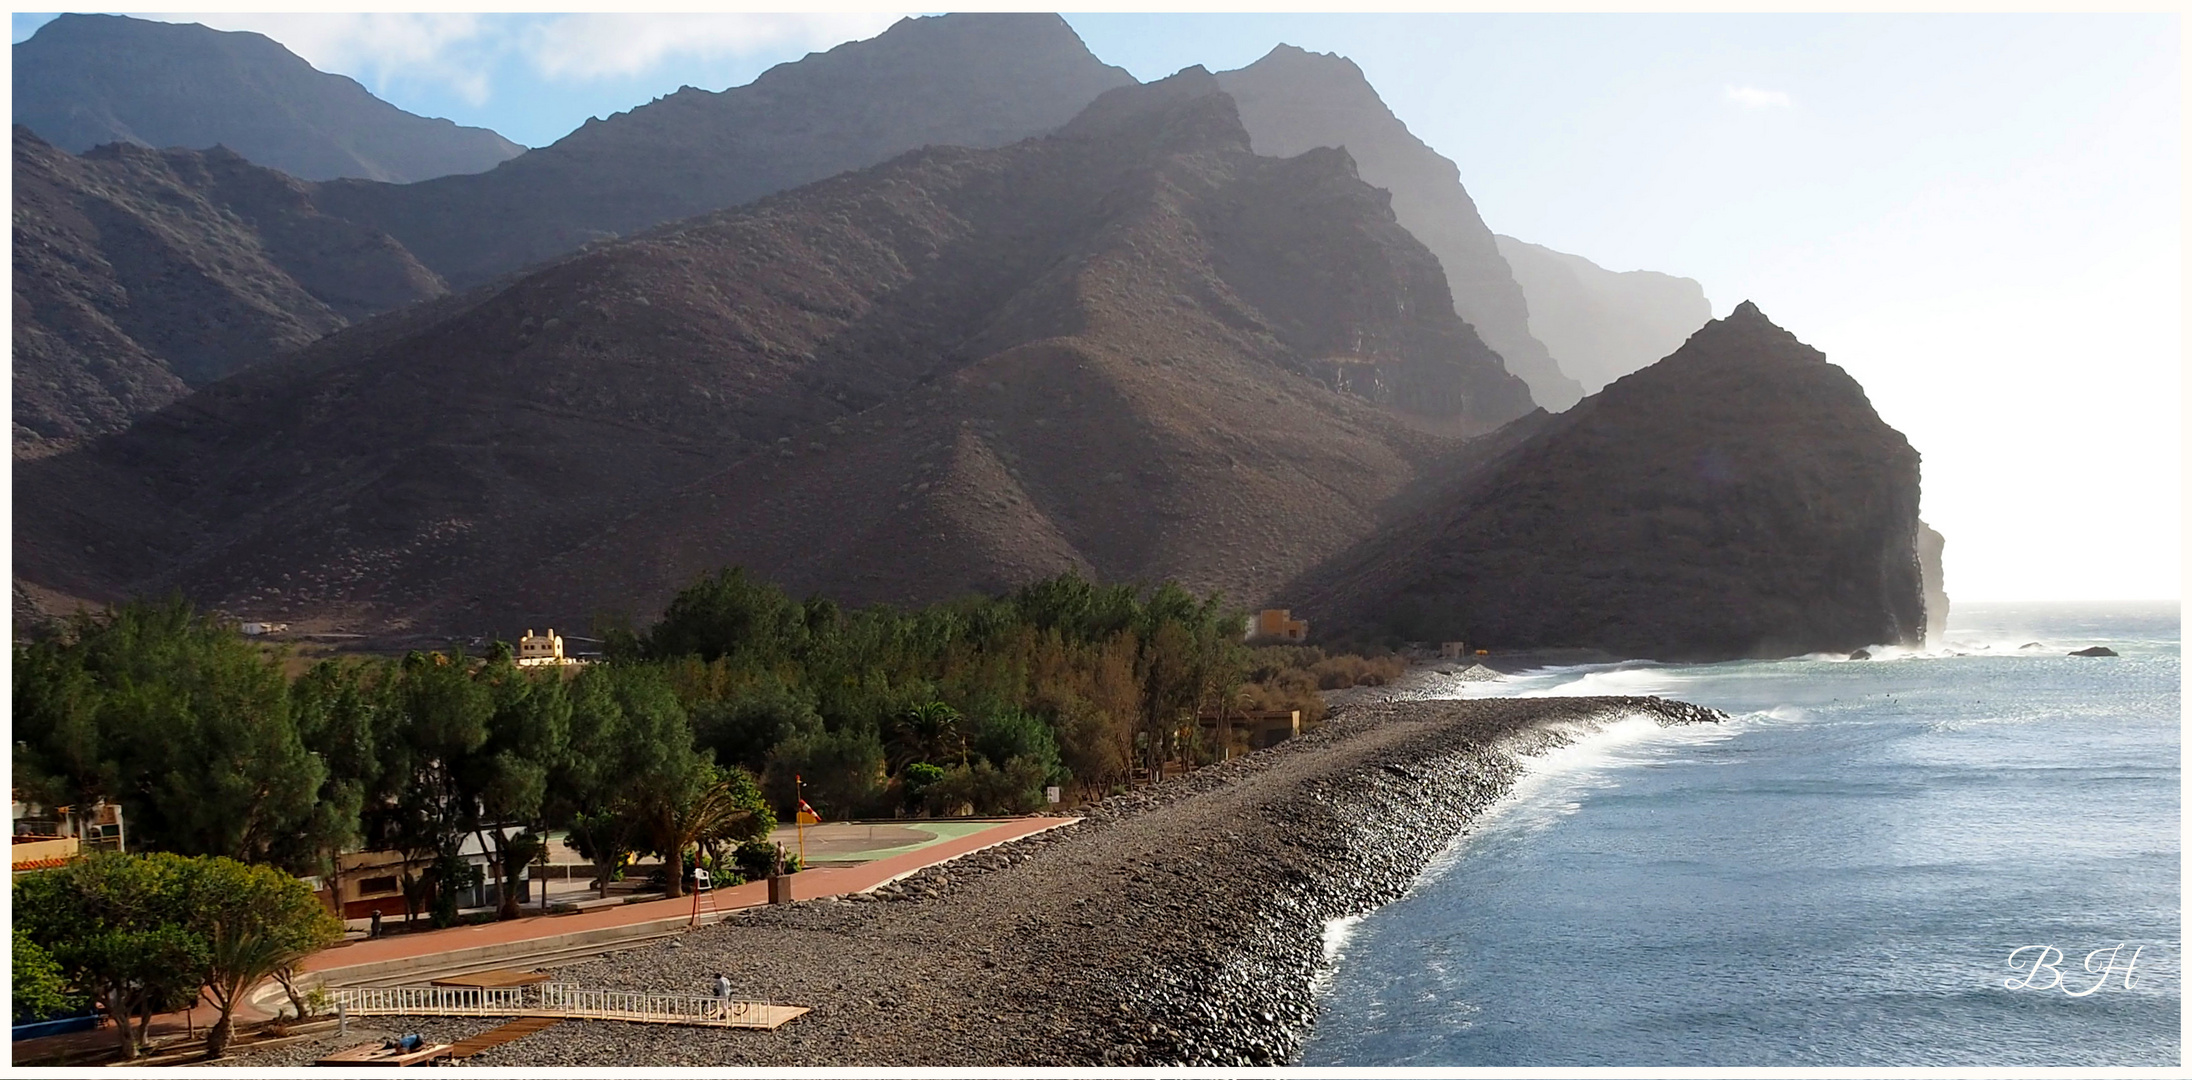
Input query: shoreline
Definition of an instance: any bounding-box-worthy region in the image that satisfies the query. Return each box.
[230,693,1724,1068]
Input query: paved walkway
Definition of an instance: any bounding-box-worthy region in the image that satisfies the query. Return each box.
[12,816,1076,1064]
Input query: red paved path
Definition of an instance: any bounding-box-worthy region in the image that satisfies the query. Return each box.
[13,817,1076,1063]
[301,816,1072,974]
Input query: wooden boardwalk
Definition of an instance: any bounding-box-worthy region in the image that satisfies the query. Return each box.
[448,1016,560,1059]
[327,983,807,1030]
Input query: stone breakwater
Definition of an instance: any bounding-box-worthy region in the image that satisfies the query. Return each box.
[378,695,1724,1068]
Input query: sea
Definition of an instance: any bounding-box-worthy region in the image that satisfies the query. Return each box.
[1301,602,2181,1067]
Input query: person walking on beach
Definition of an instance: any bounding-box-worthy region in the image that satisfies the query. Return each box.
[712,973,733,1019]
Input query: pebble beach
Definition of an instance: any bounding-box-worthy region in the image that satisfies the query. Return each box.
[239,694,1722,1067]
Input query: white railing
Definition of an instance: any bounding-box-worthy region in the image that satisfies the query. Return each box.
[328,985,526,1017]
[539,983,774,1027]
[326,982,790,1029]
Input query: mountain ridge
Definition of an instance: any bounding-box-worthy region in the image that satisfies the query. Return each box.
[11,126,445,455]
[12,14,523,184]
[1216,45,1585,412]
[1494,234,1713,395]
[310,13,1136,290]
[14,72,1534,639]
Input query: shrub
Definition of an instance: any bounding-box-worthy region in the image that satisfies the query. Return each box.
[969,709,1066,786]
[925,757,1051,816]
[10,930,81,1023]
[732,840,783,880]
[900,762,947,816]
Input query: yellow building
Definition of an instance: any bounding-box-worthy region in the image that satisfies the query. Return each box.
[1245,608,1309,642]
[517,628,581,667]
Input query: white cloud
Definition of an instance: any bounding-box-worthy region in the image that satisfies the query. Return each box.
[1724,84,1794,110]
[133,12,501,104]
[522,13,904,82]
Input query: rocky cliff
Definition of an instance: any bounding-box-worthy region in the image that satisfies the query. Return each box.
[1216,46,1582,412]
[11,126,444,454]
[1494,235,1713,395]
[1917,521,1949,646]
[311,13,1135,290]
[12,14,522,183]
[1292,302,1926,660]
[14,72,1534,637]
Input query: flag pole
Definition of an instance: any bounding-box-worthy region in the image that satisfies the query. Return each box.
[795,774,806,869]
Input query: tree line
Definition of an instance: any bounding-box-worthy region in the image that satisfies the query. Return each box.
[13,571,1359,922]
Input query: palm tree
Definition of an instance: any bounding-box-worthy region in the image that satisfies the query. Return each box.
[636,767,767,900]
[202,919,317,1059]
[888,702,965,773]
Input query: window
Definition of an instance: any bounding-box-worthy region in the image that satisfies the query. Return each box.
[359,875,400,896]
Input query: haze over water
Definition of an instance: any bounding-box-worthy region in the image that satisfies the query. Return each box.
[1302,602,2180,1067]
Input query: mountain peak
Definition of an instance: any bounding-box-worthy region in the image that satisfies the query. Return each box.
[15,14,523,183]
[1679,300,1825,366]
[1056,67,1244,152]
[1249,42,1368,82]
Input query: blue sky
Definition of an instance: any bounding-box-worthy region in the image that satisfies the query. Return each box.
[10,12,2181,602]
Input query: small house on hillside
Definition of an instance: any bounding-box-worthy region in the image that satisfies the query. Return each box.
[1244,608,1308,643]
[517,628,582,667]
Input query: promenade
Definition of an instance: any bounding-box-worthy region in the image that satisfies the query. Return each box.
[11,817,1075,1064]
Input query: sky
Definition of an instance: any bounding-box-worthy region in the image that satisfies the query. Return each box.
[9,11,2183,602]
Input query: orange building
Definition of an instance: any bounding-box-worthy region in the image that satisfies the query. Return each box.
[1245,608,1308,642]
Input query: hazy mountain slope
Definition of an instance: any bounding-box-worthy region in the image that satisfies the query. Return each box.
[14,72,1534,638]
[1291,303,1926,660]
[311,13,1136,290]
[1216,45,1583,412]
[1494,235,1713,394]
[12,14,522,183]
[11,126,444,454]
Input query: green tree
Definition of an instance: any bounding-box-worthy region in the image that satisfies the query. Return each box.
[384,648,493,926]
[690,678,822,776]
[14,852,209,1061]
[12,598,329,869]
[470,656,568,919]
[192,858,342,1058]
[765,724,887,818]
[643,566,808,665]
[281,659,396,912]
[547,667,639,899]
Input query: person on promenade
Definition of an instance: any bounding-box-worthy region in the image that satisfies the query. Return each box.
[369,909,382,939]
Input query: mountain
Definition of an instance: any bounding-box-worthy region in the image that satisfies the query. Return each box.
[1494,235,1713,395]
[310,13,1136,291]
[12,14,523,184]
[1291,302,1927,660]
[13,72,1536,638]
[11,126,445,455]
[1215,45,1584,412]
